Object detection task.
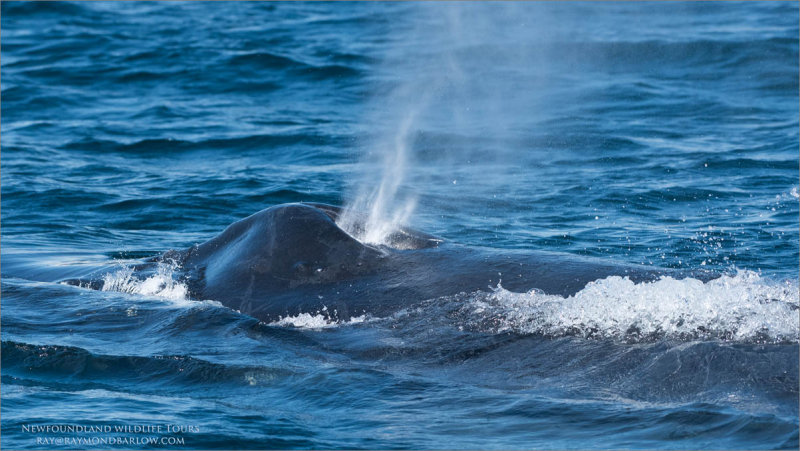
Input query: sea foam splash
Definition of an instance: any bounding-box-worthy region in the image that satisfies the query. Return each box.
[270,312,369,329]
[458,270,799,343]
[101,263,189,302]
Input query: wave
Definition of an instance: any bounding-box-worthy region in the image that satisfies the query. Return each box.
[227,51,362,80]
[61,133,342,155]
[451,270,798,343]
[1,341,291,387]
[456,37,797,72]
[0,1,88,17]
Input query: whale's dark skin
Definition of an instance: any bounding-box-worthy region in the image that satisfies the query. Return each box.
[145,202,708,322]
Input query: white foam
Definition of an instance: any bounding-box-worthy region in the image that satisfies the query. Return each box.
[459,270,799,342]
[101,263,189,302]
[270,312,369,329]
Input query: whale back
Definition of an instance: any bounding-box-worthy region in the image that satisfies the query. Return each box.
[182,204,385,303]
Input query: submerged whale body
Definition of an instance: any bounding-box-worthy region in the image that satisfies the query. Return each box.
[135,202,700,322]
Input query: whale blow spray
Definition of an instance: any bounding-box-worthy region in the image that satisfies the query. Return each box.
[339,3,557,246]
[337,108,423,247]
[337,4,462,246]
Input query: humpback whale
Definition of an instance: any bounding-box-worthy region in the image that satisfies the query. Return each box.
[116,202,697,322]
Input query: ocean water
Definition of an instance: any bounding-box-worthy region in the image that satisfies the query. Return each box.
[1,1,798,449]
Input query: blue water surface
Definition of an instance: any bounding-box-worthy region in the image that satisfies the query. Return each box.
[2,1,798,449]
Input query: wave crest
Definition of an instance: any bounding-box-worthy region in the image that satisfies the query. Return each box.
[456,271,798,343]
